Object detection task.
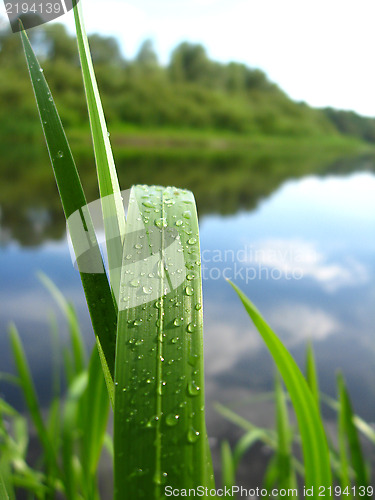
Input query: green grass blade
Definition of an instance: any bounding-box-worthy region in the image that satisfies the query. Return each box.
[8,325,59,487]
[232,429,264,469]
[220,441,235,492]
[306,342,320,408]
[0,474,9,500]
[114,185,214,498]
[79,347,110,489]
[73,0,126,301]
[229,282,332,497]
[322,394,375,446]
[20,27,116,388]
[61,371,88,500]
[39,273,85,375]
[215,403,275,446]
[337,373,369,494]
[274,374,296,490]
[337,374,353,498]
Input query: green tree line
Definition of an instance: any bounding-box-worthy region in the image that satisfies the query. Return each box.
[1,21,375,151]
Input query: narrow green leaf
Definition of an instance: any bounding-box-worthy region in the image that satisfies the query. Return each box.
[232,430,264,470]
[306,342,320,408]
[73,0,126,301]
[337,373,369,494]
[215,403,275,446]
[275,374,296,490]
[220,441,235,493]
[322,394,375,446]
[20,27,116,389]
[229,282,332,497]
[337,374,353,499]
[0,474,9,500]
[39,273,85,375]
[79,347,110,485]
[114,186,214,498]
[61,371,88,500]
[8,325,57,467]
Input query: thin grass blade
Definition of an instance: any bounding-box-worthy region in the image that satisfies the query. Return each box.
[306,342,320,408]
[337,373,353,498]
[39,273,85,375]
[114,185,214,498]
[220,441,235,492]
[322,394,375,446]
[229,281,332,497]
[79,347,110,489]
[20,27,116,390]
[274,374,296,490]
[0,474,9,500]
[8,325,60,491]
[73,0,126,302]
[337,373,369,494]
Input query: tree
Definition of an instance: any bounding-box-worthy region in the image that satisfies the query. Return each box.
[169,42,211,83]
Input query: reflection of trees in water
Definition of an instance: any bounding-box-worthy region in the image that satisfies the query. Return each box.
[1,151,374,247]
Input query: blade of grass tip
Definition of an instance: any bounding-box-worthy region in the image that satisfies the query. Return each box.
[306,342,320,409]
[220,441,235,492]
[20,26,116,397]
[232,429,264,470]
[73,0,126,303]
[322,394,375,446]
[114,186,214,498]
[39,273,85,375]
[337,373,369,494]
[8,324,60,489]
[275,374,296,490]
[228,281,332,497]
[0,473,9,500]
[214,403,276,447]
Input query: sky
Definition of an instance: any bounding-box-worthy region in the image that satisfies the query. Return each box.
[2,0,375,117]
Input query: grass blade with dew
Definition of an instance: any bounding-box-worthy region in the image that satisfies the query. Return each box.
[20,27,116,395]
[114,185,214,498]
[73,0,126,303]
[228,281,332,498]
[337,373,370,495]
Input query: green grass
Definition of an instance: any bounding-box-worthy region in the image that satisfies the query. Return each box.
[0,1,371,498]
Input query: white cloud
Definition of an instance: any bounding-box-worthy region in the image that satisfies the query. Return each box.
[243,238,369,293]
[266,303,342,344]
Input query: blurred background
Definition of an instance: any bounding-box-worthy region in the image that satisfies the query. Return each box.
[1,0,375,490]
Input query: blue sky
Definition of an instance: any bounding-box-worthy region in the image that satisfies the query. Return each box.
[2,0,375,117]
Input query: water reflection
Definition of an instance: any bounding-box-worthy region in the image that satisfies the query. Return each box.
[1,150,374,246]
[1,159,375,486]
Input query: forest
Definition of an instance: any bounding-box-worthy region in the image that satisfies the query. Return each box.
[1,20,375,158]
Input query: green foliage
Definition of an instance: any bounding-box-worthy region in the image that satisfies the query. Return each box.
[2,19,375,145]
[19,2,215,497]
[229,282,332,497]
[1,295,111,499]
[218,340,374,499]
